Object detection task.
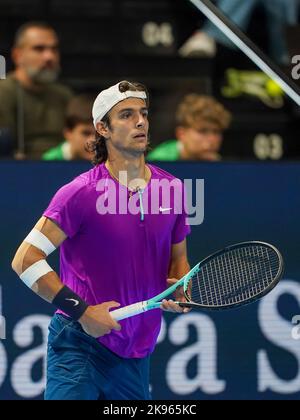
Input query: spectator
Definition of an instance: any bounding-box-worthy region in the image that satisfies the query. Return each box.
[179,0,298,65]
[42,94,95,161]
[0,21,73,159]
[147,94,232,161]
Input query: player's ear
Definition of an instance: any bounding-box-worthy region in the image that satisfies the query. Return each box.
[96,121,109,139]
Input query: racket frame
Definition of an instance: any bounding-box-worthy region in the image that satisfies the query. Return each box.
[110,241,284,320]
[178,241,284,311]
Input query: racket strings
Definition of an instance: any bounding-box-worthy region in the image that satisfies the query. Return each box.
[190,245,280,307]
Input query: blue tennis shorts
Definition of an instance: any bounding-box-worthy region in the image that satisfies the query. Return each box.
[44,314,151,400]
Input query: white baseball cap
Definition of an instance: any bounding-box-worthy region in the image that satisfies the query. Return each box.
[92,81,147,128]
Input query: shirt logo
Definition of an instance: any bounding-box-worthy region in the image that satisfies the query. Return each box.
[159,207,172,213]
[65,298,79,307]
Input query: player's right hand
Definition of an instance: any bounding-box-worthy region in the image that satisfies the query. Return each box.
[78,301,121,338]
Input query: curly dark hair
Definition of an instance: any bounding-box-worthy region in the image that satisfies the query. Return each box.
[87,81,149,165]
[176,94,232,130]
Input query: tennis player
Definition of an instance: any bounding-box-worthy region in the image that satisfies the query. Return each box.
[11,80,191,400]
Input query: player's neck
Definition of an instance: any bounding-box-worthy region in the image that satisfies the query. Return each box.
[105,156,151,190]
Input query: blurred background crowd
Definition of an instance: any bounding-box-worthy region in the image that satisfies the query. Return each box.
[0,0,300,162]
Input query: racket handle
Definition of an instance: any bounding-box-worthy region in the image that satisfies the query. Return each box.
[110,301,147,321]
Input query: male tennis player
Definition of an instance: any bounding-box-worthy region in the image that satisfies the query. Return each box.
[11,80,191,400]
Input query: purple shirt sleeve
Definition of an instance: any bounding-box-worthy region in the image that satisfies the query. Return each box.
[43,179,86,238]
[172,213,191,244]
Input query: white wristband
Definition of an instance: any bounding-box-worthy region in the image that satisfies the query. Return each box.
[20,260,54,289]
[24,229,56,256]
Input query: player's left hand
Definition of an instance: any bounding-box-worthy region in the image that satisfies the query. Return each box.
[160,278,192,314]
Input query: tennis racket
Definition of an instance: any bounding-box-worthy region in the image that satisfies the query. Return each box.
[110,241,284,321]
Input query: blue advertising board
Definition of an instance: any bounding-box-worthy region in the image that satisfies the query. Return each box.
[0,161,299,400]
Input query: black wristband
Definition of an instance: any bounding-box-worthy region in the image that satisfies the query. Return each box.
[52,286,89,321]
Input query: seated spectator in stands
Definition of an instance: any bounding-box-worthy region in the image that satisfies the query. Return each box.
[42,94,95,161]
[0,21,73,159]
[179,0,298,65]
[147,94,232,161]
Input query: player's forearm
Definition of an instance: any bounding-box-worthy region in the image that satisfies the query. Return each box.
[32,271,64,303]
[168,257,190,280]
[12,246,63,302]
[12,242,89,320]
[12,221,92,323]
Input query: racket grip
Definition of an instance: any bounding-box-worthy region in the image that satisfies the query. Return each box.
[110,301,147,321]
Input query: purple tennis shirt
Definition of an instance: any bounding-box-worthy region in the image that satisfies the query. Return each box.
[43,163,191,358]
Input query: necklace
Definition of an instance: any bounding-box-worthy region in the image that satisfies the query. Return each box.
[106,162,148,198]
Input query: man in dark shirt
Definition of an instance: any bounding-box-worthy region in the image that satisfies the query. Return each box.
[0,21,72,159]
